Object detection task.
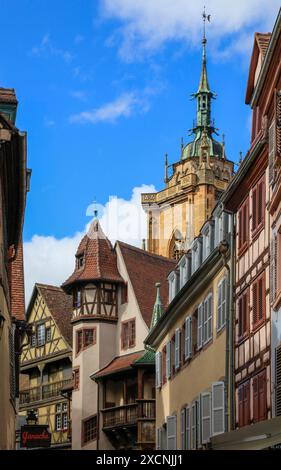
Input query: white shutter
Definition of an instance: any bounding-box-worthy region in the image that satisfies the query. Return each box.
[156,428,162,450]
[269,120,275,184]
[185,406,190,450]
[207,294,213,342]
[197,303,203,349]
[180,409,185,450]
[221,278,227,327]
[155,352,162,389]
[203,298,208,344]
[201,392,211,444]
[175,329,181,370]
[185,316,192,360]
[214,217,219,247]
[212,381,225,436]
[166,341,171,379]
[167,415,177,450]
[217,282,222,331]
[196,398,201,448]
[191,403,197,449]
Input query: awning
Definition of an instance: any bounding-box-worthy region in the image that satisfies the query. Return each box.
[211,416,281,450]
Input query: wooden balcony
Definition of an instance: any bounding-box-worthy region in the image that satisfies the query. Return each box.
[137,399,156,420]
[102,403,138,429]
[19,379,72,406]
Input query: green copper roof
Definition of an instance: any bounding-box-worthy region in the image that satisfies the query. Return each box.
[134,349,155,365]
[180,33,225,161]
[150,283,163,329]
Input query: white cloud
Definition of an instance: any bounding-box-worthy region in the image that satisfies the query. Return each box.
[69,91,149,124]
[100,0,280,60]
[23,184,156,302]
[70,90,87,101]
[31,34,73,63]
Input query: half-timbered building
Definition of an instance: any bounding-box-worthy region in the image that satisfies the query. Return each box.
[62,217,175,450]
[212,10,281,449]
[19,284,73,449]
[0,87,29,449]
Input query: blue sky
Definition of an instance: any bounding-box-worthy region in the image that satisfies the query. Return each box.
[2,0,279,297]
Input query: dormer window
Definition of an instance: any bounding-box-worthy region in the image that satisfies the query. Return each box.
[77,254,84,269]
[179,257,188,289]
[168,271,179,303]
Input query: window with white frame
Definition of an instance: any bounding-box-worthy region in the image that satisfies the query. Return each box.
[37,324,46,347]
[168,272,178,303]
[217,277,227,331]
[55,402,68,431]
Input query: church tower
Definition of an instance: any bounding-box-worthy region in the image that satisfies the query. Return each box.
[142,16,234,260]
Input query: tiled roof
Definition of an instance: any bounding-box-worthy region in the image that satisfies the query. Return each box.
[92,351,144,379]
[133,349,155,366]
[0,87,18,104]
[256,33,271,58]
[118,242,176,327]
[62,220,123,289]
[36,284,73,347]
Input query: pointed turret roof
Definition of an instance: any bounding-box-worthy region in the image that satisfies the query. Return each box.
[62,219,123,290]
[150,283,164,329]
[197,38,211,94]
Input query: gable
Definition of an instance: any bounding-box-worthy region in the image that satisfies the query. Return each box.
[21,288,71,366]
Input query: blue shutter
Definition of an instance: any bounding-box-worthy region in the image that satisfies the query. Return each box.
[166,342,171,379]
[167,415,177,450]
[197,304,203,349]
[212,382,225,436]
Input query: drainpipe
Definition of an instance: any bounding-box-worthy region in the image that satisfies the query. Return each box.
[218,208,236,433]
[218,237,230,434]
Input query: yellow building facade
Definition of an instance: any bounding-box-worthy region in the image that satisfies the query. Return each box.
[19,284,73,449]
[145,207,233,449]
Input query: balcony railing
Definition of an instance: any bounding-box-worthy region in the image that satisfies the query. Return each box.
[19,379,72,406]
[137,399,156,420]
[102,399,156,429]
[102,403,138,428]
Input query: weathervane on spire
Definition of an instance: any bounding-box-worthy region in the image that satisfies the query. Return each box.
[202,6,211,43]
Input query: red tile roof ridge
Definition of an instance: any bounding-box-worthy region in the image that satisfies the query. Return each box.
[117,241,177,264]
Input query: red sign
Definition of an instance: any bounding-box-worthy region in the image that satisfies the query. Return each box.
[20,425,51,448]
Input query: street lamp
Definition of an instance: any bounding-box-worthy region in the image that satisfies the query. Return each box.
[0,312,5,341]
[26,409,38,426]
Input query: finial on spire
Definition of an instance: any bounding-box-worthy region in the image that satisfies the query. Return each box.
[142,239,146,251]
[239,151,243,165]
[202,6,211,44]
[93,199,98,220]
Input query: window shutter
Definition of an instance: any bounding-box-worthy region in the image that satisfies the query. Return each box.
[156,428,162,450]
[155,352,162,389]
[185,316,192,360]
[191,403,197,449]
[217,282,222,331]
[185,406,190,450]
[197,303,203,350]
[270,236,277,303]
[222,277,227,327]
[166,341,171,380]
[196,398,201,448]
[253,282,258,326]
[244,380,250,426]
[180,409,186,450]
[201,392,211,444]
[268,120,275,183]
[212,382,225,436]
[167,415,177,450]
[257,179,265,226]
[238,385,244,427]
[175,328,181,370]
[252,187,257,232]
[203,299,208,344]
[276,91,281,157]
[207,294,213,342]
[258,371,267,421]
[275,347,281,416]
[258,276,264,322]
[253,376,259,422]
